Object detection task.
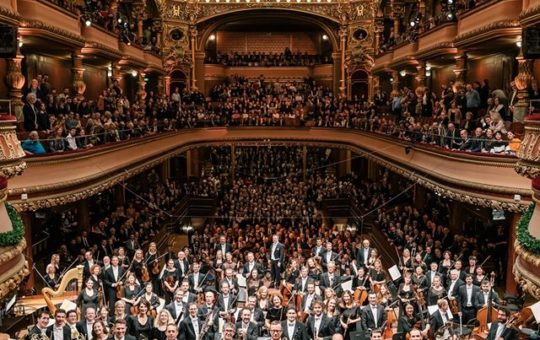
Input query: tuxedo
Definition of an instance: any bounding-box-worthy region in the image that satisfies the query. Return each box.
[23,103,39,132]
[293,276,314,293]
[321,251,339,268]
[312,245,325,258]
[174,258,190,279]
[319,272,342,294]
[103,265,124,310]
[474,290,500,308]
[457,284,480,323]
[301,293,320,312]
[306,314,333,339]
[235,320,259,340]
[46,324,72,340]
[83,259,95,280]
[429,310,452,333]
[281,320,309,340]
[250,307,265,328]
[181,292,197,305]
[179,316,202,340]
[270,242,285,284]
[107,335,137,340]
[242,261,264,278]
[361,304,386,330]
[76,321,95,339]
[217,294,237,313]
[446,278,464,298]
[124,239,140,256]
[215,242,232,255]
[426,270,444,287]
[165,300,187,321]
[356,247,371,267]
[222,276,239,294]
[487,321,517,340]
[25,326,52,340]
[188,272,206,293]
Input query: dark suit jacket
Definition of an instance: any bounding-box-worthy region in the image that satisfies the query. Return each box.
[446,278,464,298]
[235,321,259,340]
[319,272,342,293]
[25,326,52,340]
[179,317,199,340]
[293,277,314,293]
[188,272,207,292]
[242,261,264,278]
[217,294,237,313]
[269,242,285,265]
[281,320,309,340]
[457,284,480,310]
[474,290,501,309]
[103,266,124,299]
[355,247,372,266]
[321,251,339,267]
[215,243,232,255]
[361,304,386,330]
[106,335,137,340]
[429,310,451,334]
[46,324,72,340]
[312,246,325,258]
[174,259,190,278]
[426,271,444,288]
[165,300,187,321]
[306,314,333,339]
[487,321,517,340]
[76,321,94,339]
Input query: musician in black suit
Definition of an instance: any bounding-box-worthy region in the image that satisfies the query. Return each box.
[282,307,309,340]
[242,252,264,278]
[82,250,96,281]
[179,279,197,305]
[474,280,501,308]
[487,308,517,340]
[222,268,240,295]
[26,310,52,340]
[294,267,314,293]
[301,282,321,313]
[110,318,137,340]
[76,306,97,339]
[188,262,207,293]
[312,238,325,259]
[361,293,386,331]
[426,262,444,288]
[47,309,72,340]
[321,242,339,270]
[124,234,141,257]
[165,288,187,324]
[355,239,372,268]
[429,299,453,336]
[180,302,216,340]
[217,280,237,320]
[306,301,334,339]
[103,256,125,310]
[269,234,285,287]
[215,235,233,255]
[319,261,342,295]
[236,308,260,340]
[246,295,265,330]
[174,250,190,280]
[457,274,480,324]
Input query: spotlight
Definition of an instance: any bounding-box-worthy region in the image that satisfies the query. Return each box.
[85,19,92,27]
[118,18,122,24]
[410,21,416,27]
[426,70,431,76]
[209,34,216,41]
[426,65,431,71]
[448,0,453,4]
[390,77,394,82]
[18,40,23,48]
[399,70,406,77]
[322,34,329,41]
[131,70,138,77]
[107,70,112,77]
[516,41,522,48]
[447,12,453,19]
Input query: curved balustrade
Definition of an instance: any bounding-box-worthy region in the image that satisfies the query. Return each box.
[10,127,530,213]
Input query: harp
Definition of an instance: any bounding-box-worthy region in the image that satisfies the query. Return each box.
[41,265,84,315]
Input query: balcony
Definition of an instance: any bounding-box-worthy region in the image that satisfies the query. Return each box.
[144,51,164,72]
[81,25,121,58]
[455,0,523,45]
[18,0,83,45]
[203,64,325,81]
[390,41,418,68]
[0,0,19,25]
[416,23,458,58]
[119,42,146,67]
[373,50,393,72]
[9,128,531,212]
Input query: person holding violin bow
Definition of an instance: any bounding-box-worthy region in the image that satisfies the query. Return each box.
[145,242,162,294]
[161,259,180,304]
[121,273,142,313]
[103,255,125,311]
[486,308,517,340]
[397,303,430,339]
[456,274,480,324]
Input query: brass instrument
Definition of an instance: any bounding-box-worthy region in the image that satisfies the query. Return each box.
[42,265,84,315]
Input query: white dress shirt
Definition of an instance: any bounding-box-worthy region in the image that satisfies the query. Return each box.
[288,322,296,338]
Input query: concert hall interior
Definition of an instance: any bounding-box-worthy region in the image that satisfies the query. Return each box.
[1,0,540,339]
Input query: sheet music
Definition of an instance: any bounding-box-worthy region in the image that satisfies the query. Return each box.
[388,265,402,281]
[427,305,438,315]
[530,300,540,322]
[341,279,352,292]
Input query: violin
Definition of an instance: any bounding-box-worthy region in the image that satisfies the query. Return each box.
[152,258,161,275]
[141,265,150,283]
[116,282,125,299]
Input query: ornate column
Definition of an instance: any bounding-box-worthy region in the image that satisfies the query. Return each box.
[391,1,403,37]
[453,50,468,86]
[514,117,540,299]
[72,50,86,100]
[6,52,25,123]
[163,75,171,96]
[190,26,197,90]
[416,60,427,88]
[339,27,347,98]
[0,115,29,299]
[513,52,535,123]
[374,17,384,53]
[137,70,147,104]
[133,1,145,44]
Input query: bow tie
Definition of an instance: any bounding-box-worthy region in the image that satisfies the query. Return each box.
[315,317,321,321]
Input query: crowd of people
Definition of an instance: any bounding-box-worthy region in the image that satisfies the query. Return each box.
[23,141,530,339]
[205,50,333,67]
[20,71,529,157]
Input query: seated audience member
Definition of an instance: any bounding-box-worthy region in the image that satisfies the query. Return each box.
[21,131,46,155]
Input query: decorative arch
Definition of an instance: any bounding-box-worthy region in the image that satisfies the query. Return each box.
[195,9,340,52]
[351,69,369,100]
[169,69,188,93]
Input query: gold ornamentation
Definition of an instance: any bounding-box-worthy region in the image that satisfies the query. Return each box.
[514,242,540,299]
[454,20,520,44]
[20,20,85,45]
[0,238,26,267]
[0,260,29,302]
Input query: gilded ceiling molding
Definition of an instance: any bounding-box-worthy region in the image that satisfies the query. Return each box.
[454,20,521,44]
[19,19,85,46]
[0,238,26,266]
[519,4,540,25]
[0,6,22,25]
[82,42,124,59]
[0,257,28,301]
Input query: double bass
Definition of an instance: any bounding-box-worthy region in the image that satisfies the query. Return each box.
[472,272,498,339]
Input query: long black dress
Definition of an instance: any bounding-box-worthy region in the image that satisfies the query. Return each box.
[340,305,361,340]
[129,315,154,339]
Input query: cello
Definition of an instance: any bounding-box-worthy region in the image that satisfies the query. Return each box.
[472,272,498,339]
